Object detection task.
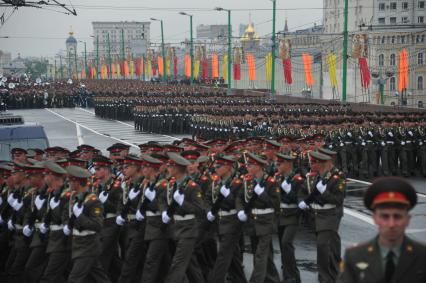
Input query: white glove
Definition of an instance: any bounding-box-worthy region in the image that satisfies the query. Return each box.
[63,224,71,236]
[73,203,83,218]
[207,211,216,222]
[361,142,366,146]
[347,132,352,137]
[50,197,60,210]
[116,215,126,226]
[298,201,308,210]
[35,195,45,210]
[39,223,48,234]
[0,215,3,225]
[144,188,156,202]
[128,188,140,200]
[328,145,333,149]
[0,196,3,207]
[368,131,373,137]
[7,193,16,206]
[162,211,171,224]
[99,191,109,203]
[420,142,423,146]
[136,209,145,221]
[401,141,406,145]
[23,225,33,237]
[237,210,248,222]
[173,190,185,206]
[388,132,393,137]
[254,183,265,196]
[340,142,344,147]
[13,200,23,211]
[220,185,230,198]
[316,181,327,194]
[408,131,413,136]
[381,141,386,146]
[7,219,15,231]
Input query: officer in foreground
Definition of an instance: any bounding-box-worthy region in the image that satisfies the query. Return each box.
[337,177,426,283]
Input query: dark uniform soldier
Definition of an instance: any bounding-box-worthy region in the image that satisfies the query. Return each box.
[64,165,110,283]
[92,156,122,282]
[275,153,304,283]
[162,152,205,283]
[236,153,280,283]
[206,155,247,283]
[0,164,14,277]
[337,177,426,283]
[40,161,71,283]
[298,151,345,283]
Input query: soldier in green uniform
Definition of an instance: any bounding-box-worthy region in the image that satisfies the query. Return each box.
[275,153,304,283]
[92,156,122,282]
[162,152,205,283]
[298,151,345,283]
[64,165,110,283]
[206,155,247,283]
[236,153,280,283]
[338,177,426,283]
[39,161,71,283]
[0,165,13,277]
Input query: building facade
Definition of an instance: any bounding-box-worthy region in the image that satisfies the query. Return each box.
[196,24,228,41]
[373,0,426,26]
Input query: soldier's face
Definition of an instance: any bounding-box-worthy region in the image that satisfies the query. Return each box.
[373,207,410,244]
[187,162,199,175]
[123,164,139,178]
[12,152,26,163]
[95,167,109,179]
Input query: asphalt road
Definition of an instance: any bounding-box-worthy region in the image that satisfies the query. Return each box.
[9,107,426,282]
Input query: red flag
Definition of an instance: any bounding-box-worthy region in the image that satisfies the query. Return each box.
[233,63,241,80]
[152,57,157,76]
[202,59,209,79]
[135,59,141,77]
[283,59,293,85]
[120,61,125,77]
[173,57,178,76]
[358,57,371,88]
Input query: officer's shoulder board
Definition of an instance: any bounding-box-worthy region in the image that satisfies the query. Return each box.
[293,174,304,182]
[266,176,276,184]
[84,193,97,203]
[188,180,198,188]
[231,177,242,186]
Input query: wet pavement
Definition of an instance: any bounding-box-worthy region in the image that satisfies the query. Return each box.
[9,108,426,282]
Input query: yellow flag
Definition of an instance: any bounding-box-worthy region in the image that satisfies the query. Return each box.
[265,53,272,81]
[222,55,228,82]
[116,63,121,77]
[194,60,200,79]
[166,58,171,76]
[326,53,338,87]
[130,60,135,77]
[147,60,152,77]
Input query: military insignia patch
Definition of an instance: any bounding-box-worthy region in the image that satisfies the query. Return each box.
[196,192,202,198]
[356,262,369,270]
[93,207,102,216]
[339,260,345,272]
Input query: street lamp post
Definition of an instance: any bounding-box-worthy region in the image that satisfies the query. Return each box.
[179,12,194,84]
[271,0,277,99]
[216,7,232,95]
[151,18,167,82]
[79,41,87,79]
[342,0,349,102]
[372,68,394,105]
[107,33,112,79]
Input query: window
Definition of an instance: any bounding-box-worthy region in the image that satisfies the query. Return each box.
[390,77,396,91]
[391,36,395,44]
[390,2,397,9]
[419,1,425,9]
[379,3,385,11]
[379,54,385,66]
[378,17,385,24]
[402,2,409,10]
[402,35,406,43]
[390,17,397,24]
[390,53,396,66]
[418,16,424,23]
[382,36,386,44]
[402,17,409,23]
[419,52,424,65]
[419,77,424,90]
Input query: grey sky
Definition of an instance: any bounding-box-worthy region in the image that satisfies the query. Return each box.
[0,0,322,57]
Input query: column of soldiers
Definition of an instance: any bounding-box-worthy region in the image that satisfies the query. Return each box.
[0,136,351,283]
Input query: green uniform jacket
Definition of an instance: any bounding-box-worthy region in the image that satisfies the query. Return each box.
[276,172,305,226]
[337,236,426,283]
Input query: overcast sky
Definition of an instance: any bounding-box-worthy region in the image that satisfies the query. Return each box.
[0,0,322,58]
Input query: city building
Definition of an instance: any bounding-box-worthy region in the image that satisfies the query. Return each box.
[196,24,228,41]
[323,0,373,33]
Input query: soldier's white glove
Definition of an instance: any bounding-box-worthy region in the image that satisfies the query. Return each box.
[254,183,265,196]
[13,199,23,211]
[347,132,352,137]
[401,141,406,145]
[73,203,83,218]
[35,195,45,210]
[0,196,3,206]
[381,141,386,146]
[298,201,308,210]
[220,185,230,198]
[281,180,292,194]
[237,210,248,222]
[39,223,48,234]
[0,215,3,225]
[207,211,216,222]
[7,219,15,231]
[420,142,423,146]
[128,188,140,200]
[7,193,16,206]
[408,131,413,136]
[63,224,71,236]
[340,142,344,147]
[144,188,156,202]
[98,191,109,203]
[50,197,60,210]
[23,225,33,237]
[361,142,366,146]
[316,181,327,194]
[162,211,171,224]
[115,215,126,226]
[368,131,373,137]
[136,209,145,221]
[328,145,333,149]
[173,190,184,206]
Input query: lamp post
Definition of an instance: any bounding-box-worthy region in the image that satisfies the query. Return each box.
[151,18,167,82]
[270,0,277,99]
[216,7,232,95]
[372,68,394,105]
[179,12,194,84]
[342,0,349,102]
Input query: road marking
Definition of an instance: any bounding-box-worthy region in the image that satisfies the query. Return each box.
[349,178,426,199]
[76,107,180,140]
[76,124,84,146]
[45,108,139,149]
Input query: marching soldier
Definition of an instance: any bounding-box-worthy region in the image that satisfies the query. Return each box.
[338,177,426,283]
[298,151,345,283]
[236,153,280,283]
[275,153,304,283]
[0,165,14,277]
[64,165,110,283]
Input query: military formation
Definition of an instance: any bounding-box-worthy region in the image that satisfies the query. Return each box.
[0,136,352,283]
